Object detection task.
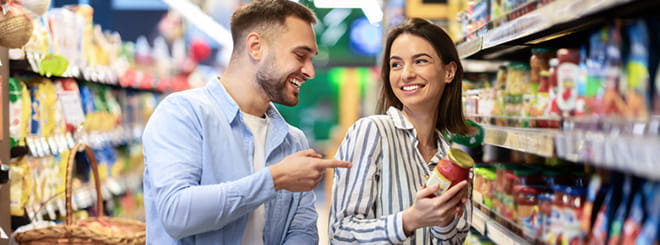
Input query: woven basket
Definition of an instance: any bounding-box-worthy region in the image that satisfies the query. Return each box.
[0,10,34,49]
[14,143,146,245]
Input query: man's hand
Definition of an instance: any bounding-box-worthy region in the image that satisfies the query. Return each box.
[269,149,352,192]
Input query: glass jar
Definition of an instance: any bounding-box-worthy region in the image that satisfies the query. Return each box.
[530,48,555,85]
[426,148,474,196]
[513,185,540,235]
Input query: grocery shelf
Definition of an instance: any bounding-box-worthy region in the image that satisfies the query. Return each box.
[457,37,482,59]
[456,0,658,59]
[471,202,534,245]
[9,59,162,92]
[555,130,660,181]
[477,122,660,180]
[483,125,558,158]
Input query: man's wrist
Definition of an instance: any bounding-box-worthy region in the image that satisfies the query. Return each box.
[268,165,283,191]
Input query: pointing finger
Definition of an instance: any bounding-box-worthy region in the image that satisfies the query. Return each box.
[316,159,352,169]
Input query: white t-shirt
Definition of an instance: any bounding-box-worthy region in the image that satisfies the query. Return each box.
[241,112,269,245]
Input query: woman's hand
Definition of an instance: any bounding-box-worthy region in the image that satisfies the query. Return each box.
[402,180,469,236]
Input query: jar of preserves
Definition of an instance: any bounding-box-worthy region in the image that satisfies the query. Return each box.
[513,185,540,235]
[426,148,474,196]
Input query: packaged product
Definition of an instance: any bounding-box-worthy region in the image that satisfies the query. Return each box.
[624,20,651,119]
[590,172,623,244]
[556,48,580,117]
[621,180,645,244]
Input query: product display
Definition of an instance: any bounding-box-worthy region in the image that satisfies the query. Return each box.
[456,0,660,244]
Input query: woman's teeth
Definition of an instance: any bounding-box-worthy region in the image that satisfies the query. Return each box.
[402,85,421,91]
[290,79,301,88]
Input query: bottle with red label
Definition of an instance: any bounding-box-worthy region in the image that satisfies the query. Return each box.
[556,48,581,117]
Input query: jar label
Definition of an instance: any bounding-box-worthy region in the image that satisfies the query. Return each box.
[426,168,451,196]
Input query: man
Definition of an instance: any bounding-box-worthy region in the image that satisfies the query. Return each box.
[142,1,352,244]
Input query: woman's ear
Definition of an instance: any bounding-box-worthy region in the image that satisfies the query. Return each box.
[246,32,263,61]
[444,61,457,84]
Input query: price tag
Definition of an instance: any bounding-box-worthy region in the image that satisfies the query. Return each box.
[39,137,51,156]
[66,132,76,148]
[57,198,66,216]
[57,91,85,126]
[47,136,59,155]
[56,134,67,153]
[26,137,37,156]
[106,178,122,195]
[46,202,56,220]
[488,222,516,245]
[101,185,112,201]
[0,226,7,239]
[471,210,486,235]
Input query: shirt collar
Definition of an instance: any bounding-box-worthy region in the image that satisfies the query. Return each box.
[206,79,287,127]
[386,106,415,130]
[386,106,446,151]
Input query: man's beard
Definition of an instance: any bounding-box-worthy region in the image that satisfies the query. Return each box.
[255,58,298,106]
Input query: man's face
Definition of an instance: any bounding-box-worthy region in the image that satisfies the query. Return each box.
[256,16,318,106]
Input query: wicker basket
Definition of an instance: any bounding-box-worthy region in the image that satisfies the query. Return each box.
[0,10,34,49]
[14,143,146,244]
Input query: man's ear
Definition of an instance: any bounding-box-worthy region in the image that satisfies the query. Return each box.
[245,32,263,61]
[444,61,457,84]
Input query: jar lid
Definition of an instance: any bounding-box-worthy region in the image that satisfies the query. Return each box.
[448,148,474,169]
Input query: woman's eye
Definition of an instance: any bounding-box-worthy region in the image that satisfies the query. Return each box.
[390,63,401,68]
[416,59,429,64]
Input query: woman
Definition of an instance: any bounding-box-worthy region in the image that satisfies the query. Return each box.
[329,18,472,244]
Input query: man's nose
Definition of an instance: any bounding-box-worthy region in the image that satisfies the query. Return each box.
[302,60,315,79]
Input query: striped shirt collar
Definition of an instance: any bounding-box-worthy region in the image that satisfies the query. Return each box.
[386,106,415,130]
[386,106,442,135]
[386,106,447,162]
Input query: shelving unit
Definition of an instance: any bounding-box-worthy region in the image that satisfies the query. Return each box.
[459,0,660,243]
[9,58,162,93]
[1,45,12,244]
[482,124,557,158]
[458,0,660,60]
[471,202,533,245]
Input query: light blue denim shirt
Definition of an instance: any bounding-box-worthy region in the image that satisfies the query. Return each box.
[142,80,318,245]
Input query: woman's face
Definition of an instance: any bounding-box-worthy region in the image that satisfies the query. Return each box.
[388,33,455,113]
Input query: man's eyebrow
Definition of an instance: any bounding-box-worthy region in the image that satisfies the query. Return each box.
[294,46,318,55]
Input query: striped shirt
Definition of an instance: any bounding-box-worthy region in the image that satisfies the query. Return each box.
[330,107,470,245]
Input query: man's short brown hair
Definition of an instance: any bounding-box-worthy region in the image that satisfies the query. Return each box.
[230,0,317,52]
